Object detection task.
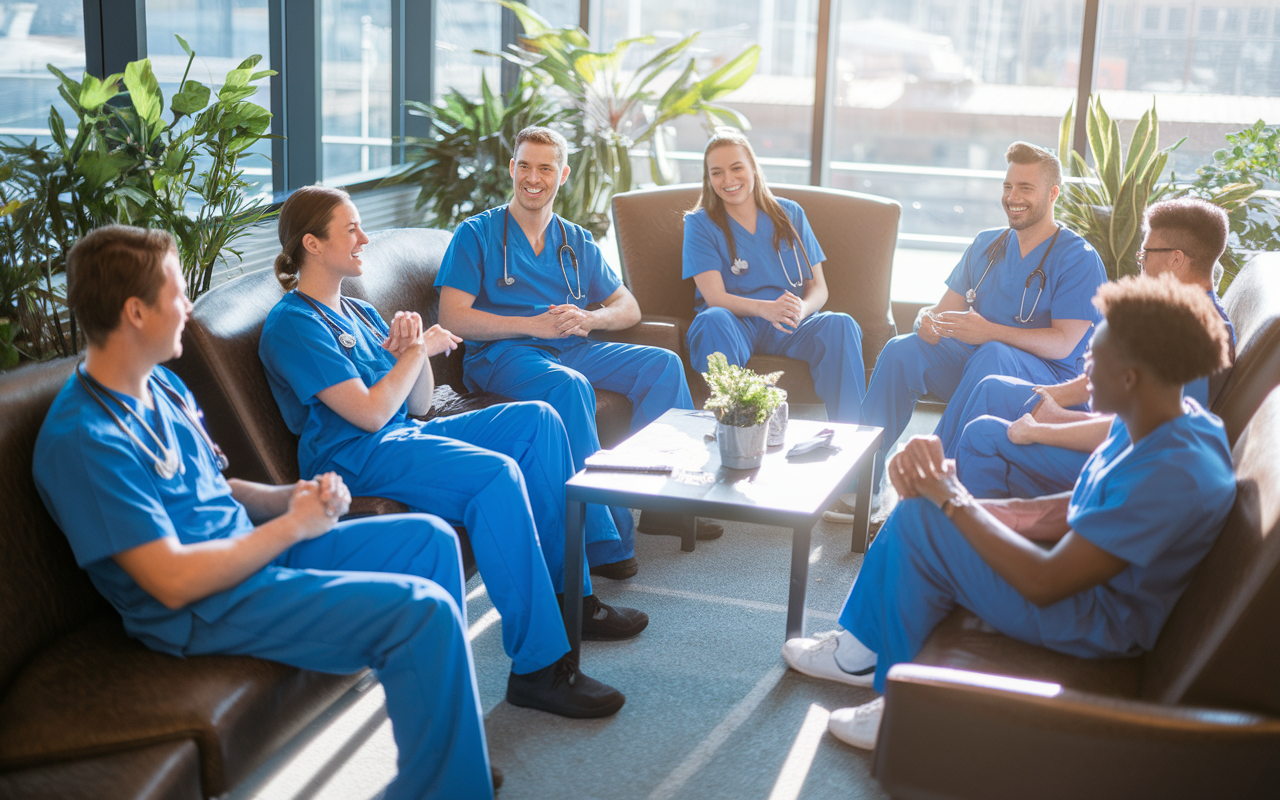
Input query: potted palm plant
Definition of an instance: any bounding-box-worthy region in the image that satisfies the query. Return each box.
[702,352,784,469]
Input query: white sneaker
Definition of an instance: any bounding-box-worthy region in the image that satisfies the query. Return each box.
[828,697,884,750]
[781,630,876,687]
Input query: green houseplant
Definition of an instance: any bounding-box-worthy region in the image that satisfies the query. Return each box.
[388,72,569,230]
[488,1,760,238]
[702,352,784,469]
[0,36,276,365]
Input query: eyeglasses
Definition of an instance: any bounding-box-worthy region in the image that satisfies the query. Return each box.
[1135,247,1177,265]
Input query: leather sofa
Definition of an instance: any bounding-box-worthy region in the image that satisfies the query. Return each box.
[610,183,901,404]
[874,254,1280,799]
[0,359,364,800]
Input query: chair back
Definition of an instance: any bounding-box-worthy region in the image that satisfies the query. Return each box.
[1210,252,1280,445]
[611,183,901,375]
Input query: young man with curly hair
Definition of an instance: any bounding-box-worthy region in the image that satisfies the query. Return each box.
[783,274,1236,751]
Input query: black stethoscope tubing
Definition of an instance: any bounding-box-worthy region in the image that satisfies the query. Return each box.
[497,206,583,301]
[76,364,230,475]
[294,290,382,351]
[966,225,1061,324]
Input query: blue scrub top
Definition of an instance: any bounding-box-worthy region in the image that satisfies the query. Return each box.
[946,226,1107,374]
[1066,398,1235,655]
[1184,290,1236,405]
[259,291,406,479]
[682,198,826,314]
[435,205,623,351]
[33,366,256,653]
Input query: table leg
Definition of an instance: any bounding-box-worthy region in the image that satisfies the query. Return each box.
[851,451,878,553]
[786,523,813,641]
[564,498,585,661]
[681,515,696,553]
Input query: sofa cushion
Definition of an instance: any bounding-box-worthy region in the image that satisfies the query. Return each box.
[0,614,361,797]
[0,740,201,800]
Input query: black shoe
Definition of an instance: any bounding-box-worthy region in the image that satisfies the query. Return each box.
[637,510,724,541]
[491,764,503,791]
[558,593,649,640]
[589,556,638,580]
[506,654,626,718]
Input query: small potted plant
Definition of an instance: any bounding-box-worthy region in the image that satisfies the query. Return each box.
[702,352,784,469]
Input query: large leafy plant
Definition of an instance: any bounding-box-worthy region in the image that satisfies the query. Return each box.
[1187,120,1280,292]
[388,73,569,230]
[1056,97,1184,280]
[702,352,784,428]
[0,37,276,365]
[489,0,760,238]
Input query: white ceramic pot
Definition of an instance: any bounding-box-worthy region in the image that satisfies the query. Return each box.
[717,420,769,469]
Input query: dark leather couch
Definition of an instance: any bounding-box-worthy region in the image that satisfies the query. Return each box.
[610,183,901,404]
[0,359,364,800]
[874,254,1280,799]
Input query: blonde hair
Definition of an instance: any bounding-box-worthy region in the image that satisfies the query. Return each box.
[687,130,801,266]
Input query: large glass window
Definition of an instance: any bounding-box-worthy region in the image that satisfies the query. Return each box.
[1093,0,1280,179]
[146,0,273,195]
[595,0,818,186]
[321,0,391,184]
[435,0,502,101]
[829,0,1085,241]
[0,1,85,145]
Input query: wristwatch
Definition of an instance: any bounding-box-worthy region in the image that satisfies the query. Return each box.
[940,490,974,519]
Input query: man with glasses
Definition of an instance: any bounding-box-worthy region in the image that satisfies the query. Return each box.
[951,198,1235,499]
[847,142,1107,513]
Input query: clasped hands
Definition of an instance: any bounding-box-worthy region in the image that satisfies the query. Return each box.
[382,310,462,358]
[918,308,992,346]
[762,291,804,333]
[545,303,595,338]
[288,471,352,538]
[886,435,967,508]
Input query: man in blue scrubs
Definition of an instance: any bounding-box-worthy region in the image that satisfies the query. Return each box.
[437,126,714,579]
[860,142,1107,495]
[955,198,1236,499]
[782,275,1236,751]
[33,226,493,799]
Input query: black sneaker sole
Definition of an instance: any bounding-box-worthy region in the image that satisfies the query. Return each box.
[589,557,638,580]
[581,611,649,641]
[637,519,724,540]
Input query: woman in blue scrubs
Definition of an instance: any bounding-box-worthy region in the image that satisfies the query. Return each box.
[780,275,1236,751]
[682,130,865,424]
[257,186,644,719]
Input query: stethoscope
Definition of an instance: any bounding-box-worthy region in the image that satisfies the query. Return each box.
[727,222,813,290]
[497,206,583,303]
[293,290,381,350]
[76,364,230,479]
[965,225,1061,324]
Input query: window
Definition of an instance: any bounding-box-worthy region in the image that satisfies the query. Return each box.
[0,1,85,145]
[828,0,1084,240]
[1143,6,1161,31]
[1168,7,1187,32]
[146,0,273,195]
[595,0,818,186]
[435,0,502,101]
[321,0,391,184]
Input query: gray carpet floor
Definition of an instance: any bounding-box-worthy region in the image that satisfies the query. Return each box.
[239,404,943,800]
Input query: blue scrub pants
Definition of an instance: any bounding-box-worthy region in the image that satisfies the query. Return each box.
[955,416,1089,499]
[686,308,866,423]
[935,374,1090,458]
[182,515,492,800]
[332,401,581,675]
[862,334,1075,490]
[839,498,1125,694]
[465,338,694,565]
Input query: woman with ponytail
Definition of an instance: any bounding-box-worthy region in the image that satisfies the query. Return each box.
[257,186,645,720]
[682,130,866,424]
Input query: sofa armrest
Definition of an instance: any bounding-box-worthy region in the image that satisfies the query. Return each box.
[875,664,1280,800]
[593,315,683,355]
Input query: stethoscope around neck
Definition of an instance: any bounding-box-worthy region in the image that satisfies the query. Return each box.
[76,364,230,479]
[497,206,583,303]
[727,223,814,290]
[293,290,381,350]
[965,225,1061,324]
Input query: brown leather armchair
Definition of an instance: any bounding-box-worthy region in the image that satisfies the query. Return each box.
[610,183,901,403]
[872,255,1280,799]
